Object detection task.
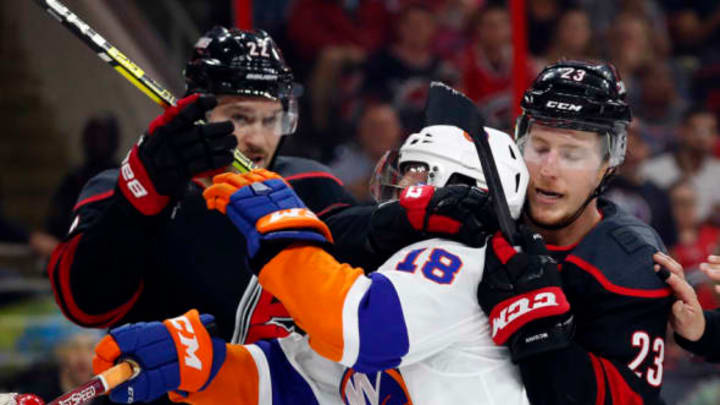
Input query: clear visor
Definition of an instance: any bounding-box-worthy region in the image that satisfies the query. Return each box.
[519,119,610,171]
[369,150,430,202]
[212,97,299,137]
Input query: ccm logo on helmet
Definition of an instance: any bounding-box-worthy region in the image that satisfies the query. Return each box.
[545,101,582,112]
[168,315,203,370]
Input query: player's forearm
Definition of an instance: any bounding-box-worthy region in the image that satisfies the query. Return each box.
[675,309,720,362]
[49,195,160,326]
[324,205,387,270]
[258,243,366,362]
[258,244,408,372]
[169,345,260,405]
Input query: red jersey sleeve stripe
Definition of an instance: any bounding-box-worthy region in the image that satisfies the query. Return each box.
[49,234,143,327]
[599,357,644,405]
[317,202,351,218]
[73,189,114,211]
[588,353,606,405]
[566,254,672,298]
[285,171,344,186]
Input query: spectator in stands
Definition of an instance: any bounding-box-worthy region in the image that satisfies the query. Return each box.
[286,0,389,63]
[665,1,720,59]
[631,62,687,154]
[605,12,658,90]
[526,0,563,57]
[432,0,482,59]
[606,120,677,246]
[363,3,455,132]
[641,107,720,224]
[583,0,670,57]
[668,179,720,309]
[3,322,107,404]
[330,101,402,202]
[28,114,119,258]
[454,3,535,130]
[540,8,594,66]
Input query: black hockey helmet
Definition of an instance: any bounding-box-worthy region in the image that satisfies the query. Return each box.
[515,60,631,167]
[184,26,297,100]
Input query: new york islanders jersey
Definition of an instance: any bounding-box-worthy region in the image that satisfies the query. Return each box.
[177,238,528,405]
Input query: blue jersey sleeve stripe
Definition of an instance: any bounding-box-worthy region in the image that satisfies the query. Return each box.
[353,273,410,373]
[254,339,320,405]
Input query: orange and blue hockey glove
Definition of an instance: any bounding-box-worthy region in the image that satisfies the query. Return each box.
[203,169,333,273]
[92,309,226,403]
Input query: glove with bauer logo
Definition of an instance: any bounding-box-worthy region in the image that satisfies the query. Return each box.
[369,184,498,254]
[92,309,226,403]
[118,94,237,215]
[477,225,573,362]
[203,169,333,273]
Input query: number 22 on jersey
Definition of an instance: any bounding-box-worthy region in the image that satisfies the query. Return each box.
[395,247,463,285]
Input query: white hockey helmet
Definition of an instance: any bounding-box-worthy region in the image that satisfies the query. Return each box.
[370,124,529,219]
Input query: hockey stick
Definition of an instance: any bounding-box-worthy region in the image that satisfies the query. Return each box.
[47,360,140,405]
[32,0,255,174]
[425,82,518,245]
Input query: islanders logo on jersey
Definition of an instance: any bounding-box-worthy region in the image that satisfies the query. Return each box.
[340,368,412,405]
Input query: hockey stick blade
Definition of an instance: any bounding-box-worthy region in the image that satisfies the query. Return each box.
[32,0,255,173]
[425,82,518,244]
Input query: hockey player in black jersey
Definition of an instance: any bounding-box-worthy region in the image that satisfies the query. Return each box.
[47,26,491,347]
[479,61,673,404]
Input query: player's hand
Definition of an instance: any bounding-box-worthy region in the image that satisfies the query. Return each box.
[477,225,573,362]
[203,169,333,272]
[0,393,44,405]
[654,252,706,342]
[369,184,496,254]
[93,309,226,403]
[700,255,720,290]
[118,94,237,215]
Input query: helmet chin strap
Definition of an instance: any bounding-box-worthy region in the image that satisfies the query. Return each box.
[526,168,616,231]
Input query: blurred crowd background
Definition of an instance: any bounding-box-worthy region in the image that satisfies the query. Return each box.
[1,0,719,403]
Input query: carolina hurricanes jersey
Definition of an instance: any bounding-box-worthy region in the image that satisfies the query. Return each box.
[180,238,529,405]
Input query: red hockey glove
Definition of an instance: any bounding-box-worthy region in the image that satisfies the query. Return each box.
[478,225,574,362]
[369,184,497,254]
[118,94,236,215]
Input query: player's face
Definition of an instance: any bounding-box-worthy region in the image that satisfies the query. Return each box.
[522,124,608,227]
[208,96,283,168]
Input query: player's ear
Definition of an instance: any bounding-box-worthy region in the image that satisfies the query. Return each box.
[596,161,609,183]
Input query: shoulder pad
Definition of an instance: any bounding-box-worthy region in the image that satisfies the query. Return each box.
[567,200,669,294]
[74,169,119,211]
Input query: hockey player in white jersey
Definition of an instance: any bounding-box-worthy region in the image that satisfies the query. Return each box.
[92,125,531,405]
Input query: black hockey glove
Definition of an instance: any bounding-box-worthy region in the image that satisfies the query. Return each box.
[117,94,237,215]
[368,184,497,254]
[478,225,574,363]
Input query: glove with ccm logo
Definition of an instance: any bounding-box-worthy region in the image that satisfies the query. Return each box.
[92,309,226,403]
[118,94,236,215]
[203,169,333,273]
[478,225,573,362]
[369,184,497,254]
